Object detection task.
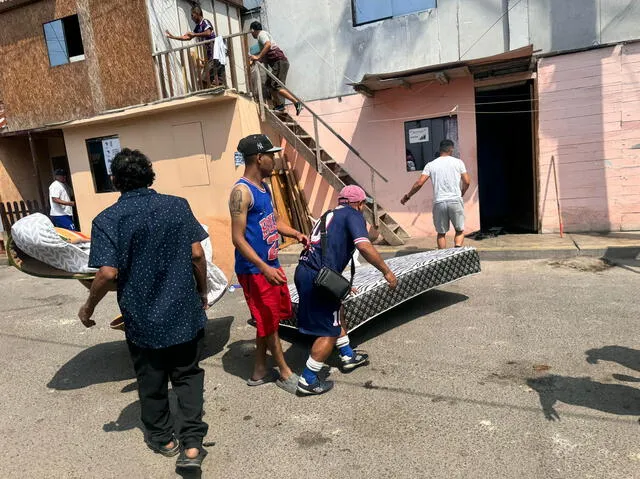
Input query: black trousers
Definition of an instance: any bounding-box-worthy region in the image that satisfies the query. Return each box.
[127,329,208,449]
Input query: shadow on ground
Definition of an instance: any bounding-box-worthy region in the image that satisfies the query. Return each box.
[527,374,640,420]
[47,316,234,390]
[222,289,468,375]
[528,345,640,420]
[603,246,640,274]
[350,289,469,345]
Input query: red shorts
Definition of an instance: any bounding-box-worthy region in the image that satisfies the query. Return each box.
[237,269,292,337]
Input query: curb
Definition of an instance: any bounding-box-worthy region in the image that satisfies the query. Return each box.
[278,246,610,264]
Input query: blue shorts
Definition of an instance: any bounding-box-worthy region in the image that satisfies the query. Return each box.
[50,215,76,231]
[294,263,342,338]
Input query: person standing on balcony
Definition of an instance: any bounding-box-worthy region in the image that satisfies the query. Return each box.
[229,134,308,394]
[165,6,225,87]
[49,168,76,231]
[401,139,471,249]
[249,21,302,116]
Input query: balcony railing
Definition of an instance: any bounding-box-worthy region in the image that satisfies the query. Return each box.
[152,32,250,100]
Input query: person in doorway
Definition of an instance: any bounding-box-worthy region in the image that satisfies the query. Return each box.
[78,149,210,470]
[49,168,76,230]
[401,139,471,249]
[229,134,309,394]
[249,21,303,115]
[165,6,225,87]
[294,185,398,395]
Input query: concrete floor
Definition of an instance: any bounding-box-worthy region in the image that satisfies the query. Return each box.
[1,257,639,478]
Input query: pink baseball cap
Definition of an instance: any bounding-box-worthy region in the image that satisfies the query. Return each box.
[338,185,366,203]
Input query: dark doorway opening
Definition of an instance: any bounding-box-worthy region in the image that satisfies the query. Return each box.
[475,82,536,233]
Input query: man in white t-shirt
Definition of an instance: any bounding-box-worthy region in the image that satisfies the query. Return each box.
[401,140,471,249]
[49,169,76,230]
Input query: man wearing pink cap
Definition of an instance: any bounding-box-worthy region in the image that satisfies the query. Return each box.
[294,185,397,395]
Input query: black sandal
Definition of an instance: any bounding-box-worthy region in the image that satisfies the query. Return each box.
[146,434,180,457]
[176,447,208,469]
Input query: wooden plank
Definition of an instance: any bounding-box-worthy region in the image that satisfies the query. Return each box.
[225,3,237,91]
[156,55,168,99]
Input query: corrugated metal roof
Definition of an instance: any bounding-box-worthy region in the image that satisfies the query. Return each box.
[349,45,534,93]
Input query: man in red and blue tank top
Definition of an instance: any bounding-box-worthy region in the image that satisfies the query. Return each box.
[229,134,309,394]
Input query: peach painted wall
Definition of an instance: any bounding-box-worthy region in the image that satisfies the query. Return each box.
[62,93,262,279]
[538,43,640,232]
[283,77,479,238]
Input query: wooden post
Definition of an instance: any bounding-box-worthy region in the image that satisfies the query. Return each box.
[152,56,164,100]
[165,54,174,98]
[28,133,46,208]
[226,3,238,90]
[156,55,168,99]
[180,48,190,92]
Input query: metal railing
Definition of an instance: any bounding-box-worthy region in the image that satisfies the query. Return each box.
[252,61,388,226]
[152,32,249,100]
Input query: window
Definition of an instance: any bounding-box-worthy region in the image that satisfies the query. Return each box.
[86,136,121,193]
[405,116,458,172]
[352,0,436,26]
[43,15,85,67]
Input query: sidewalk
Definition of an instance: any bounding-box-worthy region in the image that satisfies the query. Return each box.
[279,231,640,263]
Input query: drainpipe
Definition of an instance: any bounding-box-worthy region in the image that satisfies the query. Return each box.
[503,0,511,52]
[28,132,46,208]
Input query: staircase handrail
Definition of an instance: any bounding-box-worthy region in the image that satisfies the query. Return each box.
[254,62,388,183]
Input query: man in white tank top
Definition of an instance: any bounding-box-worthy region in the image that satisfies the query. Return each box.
[401,140,471,249]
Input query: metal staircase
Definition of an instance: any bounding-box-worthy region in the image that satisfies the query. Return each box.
[254,64,410,246]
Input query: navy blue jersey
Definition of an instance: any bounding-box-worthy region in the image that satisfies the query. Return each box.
[300,206,369,272]
[234,178,280,275]
[194,18,215,60]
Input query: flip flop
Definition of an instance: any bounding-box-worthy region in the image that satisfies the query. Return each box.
[176,447,208,469]
[276,373,300,395]
[246,369,279,386]
[147,435,180,457]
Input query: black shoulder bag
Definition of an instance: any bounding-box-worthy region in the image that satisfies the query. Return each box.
[313,210,355,301]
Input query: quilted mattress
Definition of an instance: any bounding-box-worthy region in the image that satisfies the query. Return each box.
[284,247,481,333]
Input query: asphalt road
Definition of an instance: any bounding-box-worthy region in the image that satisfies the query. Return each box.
[1,257,639,478]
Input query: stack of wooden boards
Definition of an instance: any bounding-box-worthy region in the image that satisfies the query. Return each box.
[268,157,312,249]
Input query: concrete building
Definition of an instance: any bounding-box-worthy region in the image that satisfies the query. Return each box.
[1,0,639,255]
[0,0,251,273]
[249,0,640,235]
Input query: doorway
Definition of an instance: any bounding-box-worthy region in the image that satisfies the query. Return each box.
[475,82,536,233]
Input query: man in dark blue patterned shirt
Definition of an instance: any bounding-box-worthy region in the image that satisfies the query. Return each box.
[78,149,210,470]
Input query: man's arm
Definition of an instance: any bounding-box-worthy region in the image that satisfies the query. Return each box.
[401,174,430,205]
[230,185,286,285]
[356,242,398,289]
[165,29,192,41]
[78,266,118,327]
[461,172,471,197]
[192,242,208,309]
[52,197,75,207]
[275,211,309,247]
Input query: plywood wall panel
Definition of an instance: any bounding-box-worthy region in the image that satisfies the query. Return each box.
[89,0,157,110]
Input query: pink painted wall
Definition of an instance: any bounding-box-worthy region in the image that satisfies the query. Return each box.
[282,76,479,238]
[538,43,640,232]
